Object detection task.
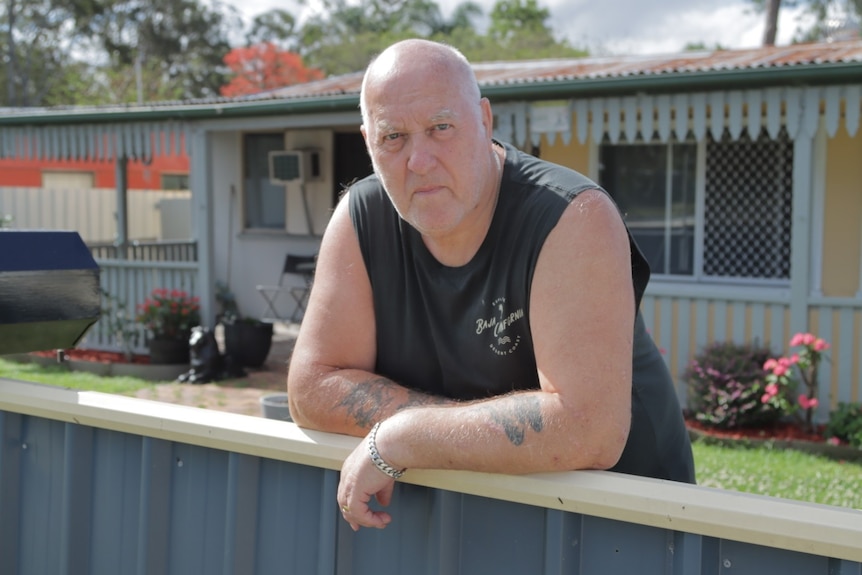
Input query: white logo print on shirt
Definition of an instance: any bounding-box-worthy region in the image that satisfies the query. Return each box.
[474,297,524,356]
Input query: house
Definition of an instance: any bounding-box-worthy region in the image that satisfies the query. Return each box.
[0,154,189,190]
[1,40,860,417]
[0,144,192,242]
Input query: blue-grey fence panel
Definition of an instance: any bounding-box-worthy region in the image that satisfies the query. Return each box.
[1,409,859,575]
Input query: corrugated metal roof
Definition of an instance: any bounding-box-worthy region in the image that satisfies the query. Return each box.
[257,39,862,101]
[0,39,860,124]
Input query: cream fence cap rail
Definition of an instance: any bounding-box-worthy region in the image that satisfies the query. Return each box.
[1,378,860,563]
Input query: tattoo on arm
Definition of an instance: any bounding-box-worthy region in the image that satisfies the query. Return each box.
[483,395,544,446]
[338,377,450,429]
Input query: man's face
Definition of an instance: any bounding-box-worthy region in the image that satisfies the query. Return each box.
[361,73,494,238]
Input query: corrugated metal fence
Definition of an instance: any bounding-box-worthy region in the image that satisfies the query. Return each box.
[1,380,860,575]
[84,249,199,355]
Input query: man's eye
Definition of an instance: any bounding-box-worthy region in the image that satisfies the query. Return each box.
[382,132,401,142]
[433,124,451,131]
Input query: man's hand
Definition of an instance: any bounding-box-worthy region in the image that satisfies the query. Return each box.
[337,432,397,531]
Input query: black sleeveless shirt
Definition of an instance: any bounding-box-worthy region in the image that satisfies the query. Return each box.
[348,142,695,482]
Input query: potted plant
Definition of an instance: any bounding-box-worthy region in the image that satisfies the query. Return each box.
[136,288,201,364]
[216,281,274,369]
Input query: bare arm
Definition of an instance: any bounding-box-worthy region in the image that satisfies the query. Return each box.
[287,196,455,437]
[290,188,634,474]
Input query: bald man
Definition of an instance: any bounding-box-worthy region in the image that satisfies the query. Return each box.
[287,39,695,531]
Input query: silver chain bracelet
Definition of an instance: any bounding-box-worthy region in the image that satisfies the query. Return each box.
[368,422,406,479]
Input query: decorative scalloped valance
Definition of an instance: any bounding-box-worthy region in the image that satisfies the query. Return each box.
[493,85,861,147]
[0,122,189,161]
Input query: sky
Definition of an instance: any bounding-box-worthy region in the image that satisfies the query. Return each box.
[224,0,810,57]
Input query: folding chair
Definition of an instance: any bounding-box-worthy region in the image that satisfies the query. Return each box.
[256,253,317,323]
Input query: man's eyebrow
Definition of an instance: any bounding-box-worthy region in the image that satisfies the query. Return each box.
[430,108,456,122]
[373,108,457,134]
[375,119,397,133]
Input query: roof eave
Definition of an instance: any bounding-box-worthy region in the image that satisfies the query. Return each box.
[1,61,860,127]
[482,61,862,100]
[0,94,361,126]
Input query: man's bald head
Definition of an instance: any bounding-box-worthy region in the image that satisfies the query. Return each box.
[359,39,481,127]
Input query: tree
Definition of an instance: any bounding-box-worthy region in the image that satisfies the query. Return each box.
[0,0,94,106]
[794,0,862,41]
[426,1,483,35]
[295,0,585,75]
[295,0,444,74]
[2,0,246,106]
[485,0,586,59]
[763,0,782,45]
[750,0,862,45]
[220,43,324,97]
[245,9,299,51]
[77,0,241,100]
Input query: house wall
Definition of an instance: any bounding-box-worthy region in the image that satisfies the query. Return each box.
[284,129,335,236]
[210,130,242,314]
[539,120,591,176]
[0,156,189,189]
[821,126,862,297]
[209,129,328,322]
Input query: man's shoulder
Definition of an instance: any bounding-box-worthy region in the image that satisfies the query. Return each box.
[347,173,389,212]
[501,142,602,201]
[348,173,383,196]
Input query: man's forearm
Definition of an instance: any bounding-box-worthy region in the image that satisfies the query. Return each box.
[371,390,627,475]
[288,368,454,436]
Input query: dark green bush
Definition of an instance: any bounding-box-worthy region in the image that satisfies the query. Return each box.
[683,341,792,429]
[826,402,862,449]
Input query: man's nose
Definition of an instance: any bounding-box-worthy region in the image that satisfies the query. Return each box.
[406,136,437,174]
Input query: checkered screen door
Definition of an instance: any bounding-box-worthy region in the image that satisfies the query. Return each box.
[704,127,793,280]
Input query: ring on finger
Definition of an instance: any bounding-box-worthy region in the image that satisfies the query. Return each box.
[341,505,350,513]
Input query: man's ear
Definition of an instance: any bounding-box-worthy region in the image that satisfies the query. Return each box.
[360,124,372,154]
[479,98,494,139]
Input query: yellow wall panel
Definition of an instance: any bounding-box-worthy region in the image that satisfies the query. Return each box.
[540,116,590,175]
[822,127,862,297]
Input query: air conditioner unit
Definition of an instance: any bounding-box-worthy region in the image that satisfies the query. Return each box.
[268,149,322,184]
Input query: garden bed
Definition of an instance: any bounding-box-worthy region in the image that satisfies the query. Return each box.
[8,349,189,382]
[686,418,862,463]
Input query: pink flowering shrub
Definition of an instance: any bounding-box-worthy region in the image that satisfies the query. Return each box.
[825,402,862,448]
[762,332,830,432]
[136,288,201,341]
[684,341,789,429]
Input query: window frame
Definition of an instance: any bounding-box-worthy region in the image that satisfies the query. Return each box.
[596,134,792,288]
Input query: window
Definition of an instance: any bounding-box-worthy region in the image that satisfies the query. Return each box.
[244,133,286,230]
[599,127,793,283]
[161,173,189,190]
[599,141,696,276]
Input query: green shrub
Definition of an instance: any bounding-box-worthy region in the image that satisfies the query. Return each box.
[683,341,793,429]
[825,402,862,449]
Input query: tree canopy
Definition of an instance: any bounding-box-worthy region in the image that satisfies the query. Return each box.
[220,43,323,97]
[1,0,587,107]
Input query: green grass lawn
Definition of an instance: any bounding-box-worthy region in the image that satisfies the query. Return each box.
[0,357,155,395]
[692,440,862,509]
[2,357,861,510]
